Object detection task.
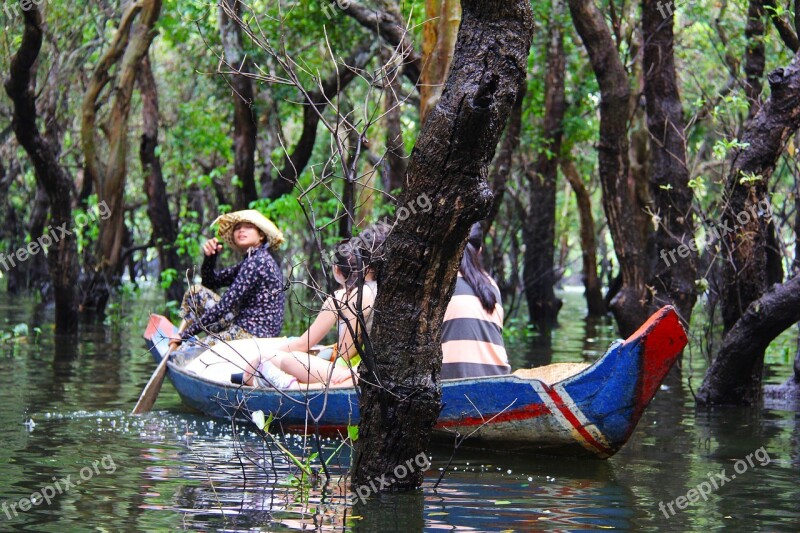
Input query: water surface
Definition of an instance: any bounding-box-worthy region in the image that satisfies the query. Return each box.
[0,290,797,531]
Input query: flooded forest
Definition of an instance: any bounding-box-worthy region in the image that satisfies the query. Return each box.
[1,0,799,531]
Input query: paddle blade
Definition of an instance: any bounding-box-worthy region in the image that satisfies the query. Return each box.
[131,348,171,415]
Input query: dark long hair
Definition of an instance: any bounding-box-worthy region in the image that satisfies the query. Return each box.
[333,239,365,292]
[332,223,389,292]
[460,223,497,312]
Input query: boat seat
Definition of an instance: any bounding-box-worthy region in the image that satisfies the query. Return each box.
[512,363,590,385]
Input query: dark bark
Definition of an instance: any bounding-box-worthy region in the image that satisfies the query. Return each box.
[0,160,25,294]
[643,0,697,325]
[523,9,565,331]
[353,0,533,491]
[698,274,800,405]
[26,183,52,298]
[138,55,184,304]
[266,43,374,199]
[484,82,525,233]
[4,7,79,333]
[561,160,605,316]
[568,0,651,336]
[743,0,766,118]
[332,0,422,87]
[220,0,258,209]
[720,51,800,332]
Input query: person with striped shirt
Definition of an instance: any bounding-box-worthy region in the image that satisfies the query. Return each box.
[441,223,511,379]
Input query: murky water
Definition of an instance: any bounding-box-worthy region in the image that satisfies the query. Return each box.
[0,289,798,531]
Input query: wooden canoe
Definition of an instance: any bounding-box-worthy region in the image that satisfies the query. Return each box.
[143,306,687,458]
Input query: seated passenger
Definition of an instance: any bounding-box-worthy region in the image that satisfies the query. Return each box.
[169,210,285,352]
[441,223,510,379]
[242,226,386,389]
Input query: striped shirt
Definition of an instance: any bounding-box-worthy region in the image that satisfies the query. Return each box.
[441,275,510,379]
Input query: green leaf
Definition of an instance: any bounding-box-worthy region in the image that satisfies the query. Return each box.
[347,424,359,442]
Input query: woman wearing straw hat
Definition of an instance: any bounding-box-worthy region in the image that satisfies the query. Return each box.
[168,210,285,351]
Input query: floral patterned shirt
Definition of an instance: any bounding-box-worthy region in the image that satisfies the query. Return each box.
[181,243,285,339]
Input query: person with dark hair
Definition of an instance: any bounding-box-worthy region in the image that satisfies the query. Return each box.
[240,225,386,388]
[169,210,285,351]
[441,222,510,379]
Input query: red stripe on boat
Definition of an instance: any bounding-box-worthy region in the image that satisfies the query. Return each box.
[545,387,615,457]
[435,401,550,429]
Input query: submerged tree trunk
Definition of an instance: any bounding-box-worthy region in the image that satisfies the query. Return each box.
[138,55,184,304]
[643,0,697,325]
[81,0,162,314]
[353,0,533,491]
[568,0,651,336]
[701,51,800,404]
[220,0,258,209]
[561,160,606,316]
[5,7,79,333]
[698,274,800,405]
[523,4,565,332]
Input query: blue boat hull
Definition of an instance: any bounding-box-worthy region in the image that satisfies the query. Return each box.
[144,306,686,457]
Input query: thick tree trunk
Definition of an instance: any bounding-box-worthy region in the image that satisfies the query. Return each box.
[353,0,533,491]
[720,52,800,332]
[5,7,79,333]
[220,0,258,209]
[568,0,651,336]
[698,274,800,405]
[138,55,184,304]
[420,0,461,123]
[642,0,697,325]
[523,5,565,331]
[81,0,163,313]
[561,160,606,316]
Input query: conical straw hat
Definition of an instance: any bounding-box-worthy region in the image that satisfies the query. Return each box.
[211,210,284,250]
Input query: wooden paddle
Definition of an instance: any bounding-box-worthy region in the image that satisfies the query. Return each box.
[131,321,185,415]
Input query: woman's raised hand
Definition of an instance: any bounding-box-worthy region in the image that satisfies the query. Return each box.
[203,238,223,257]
